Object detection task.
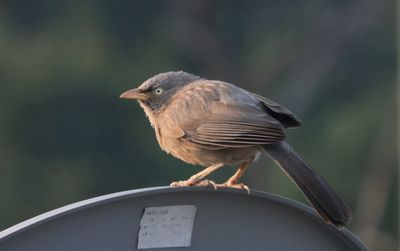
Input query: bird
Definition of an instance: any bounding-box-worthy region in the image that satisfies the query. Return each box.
[120,71,352,227]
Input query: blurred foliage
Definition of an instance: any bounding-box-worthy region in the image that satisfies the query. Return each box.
[0,0,397,249]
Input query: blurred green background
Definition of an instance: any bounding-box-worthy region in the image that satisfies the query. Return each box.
[0,1,397,250]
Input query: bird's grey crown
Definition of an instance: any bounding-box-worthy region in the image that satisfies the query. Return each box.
[138,71,201,91]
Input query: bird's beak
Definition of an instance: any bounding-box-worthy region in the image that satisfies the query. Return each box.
[119,88,149,101]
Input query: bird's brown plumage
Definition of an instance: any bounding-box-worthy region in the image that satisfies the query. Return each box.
[120,71,352,227]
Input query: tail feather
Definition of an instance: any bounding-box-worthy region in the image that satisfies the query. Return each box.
[262,141,352,227]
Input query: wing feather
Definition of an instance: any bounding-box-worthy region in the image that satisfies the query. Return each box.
[163,81,287,149]
[189,104,285,148]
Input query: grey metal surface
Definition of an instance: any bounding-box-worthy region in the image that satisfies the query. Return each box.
[0,187,368,251]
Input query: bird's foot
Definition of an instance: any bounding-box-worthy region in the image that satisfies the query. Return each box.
[216,181,251,195]
[170,179,217,189]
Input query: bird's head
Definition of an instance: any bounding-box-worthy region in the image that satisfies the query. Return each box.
[120,71,201,124]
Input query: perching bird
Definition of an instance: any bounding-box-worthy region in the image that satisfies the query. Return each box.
[120,71,352,227]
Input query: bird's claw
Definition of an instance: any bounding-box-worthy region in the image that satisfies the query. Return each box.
[170,179,217,190]
[196,180,218,190]
[169,178,250,194]
[217,182,251,195]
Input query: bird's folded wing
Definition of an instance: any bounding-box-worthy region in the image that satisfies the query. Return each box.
[250,92,301,128]
[186,102,286,149]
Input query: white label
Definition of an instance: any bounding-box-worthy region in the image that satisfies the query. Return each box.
[137,205,197,249]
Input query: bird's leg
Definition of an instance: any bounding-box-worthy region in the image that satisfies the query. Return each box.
[170,163,224,189]
[217,161,252,194]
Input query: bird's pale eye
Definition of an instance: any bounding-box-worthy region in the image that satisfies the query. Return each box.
[154,87,164,95]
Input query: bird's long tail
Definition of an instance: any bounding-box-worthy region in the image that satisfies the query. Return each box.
[262,141,352,227]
